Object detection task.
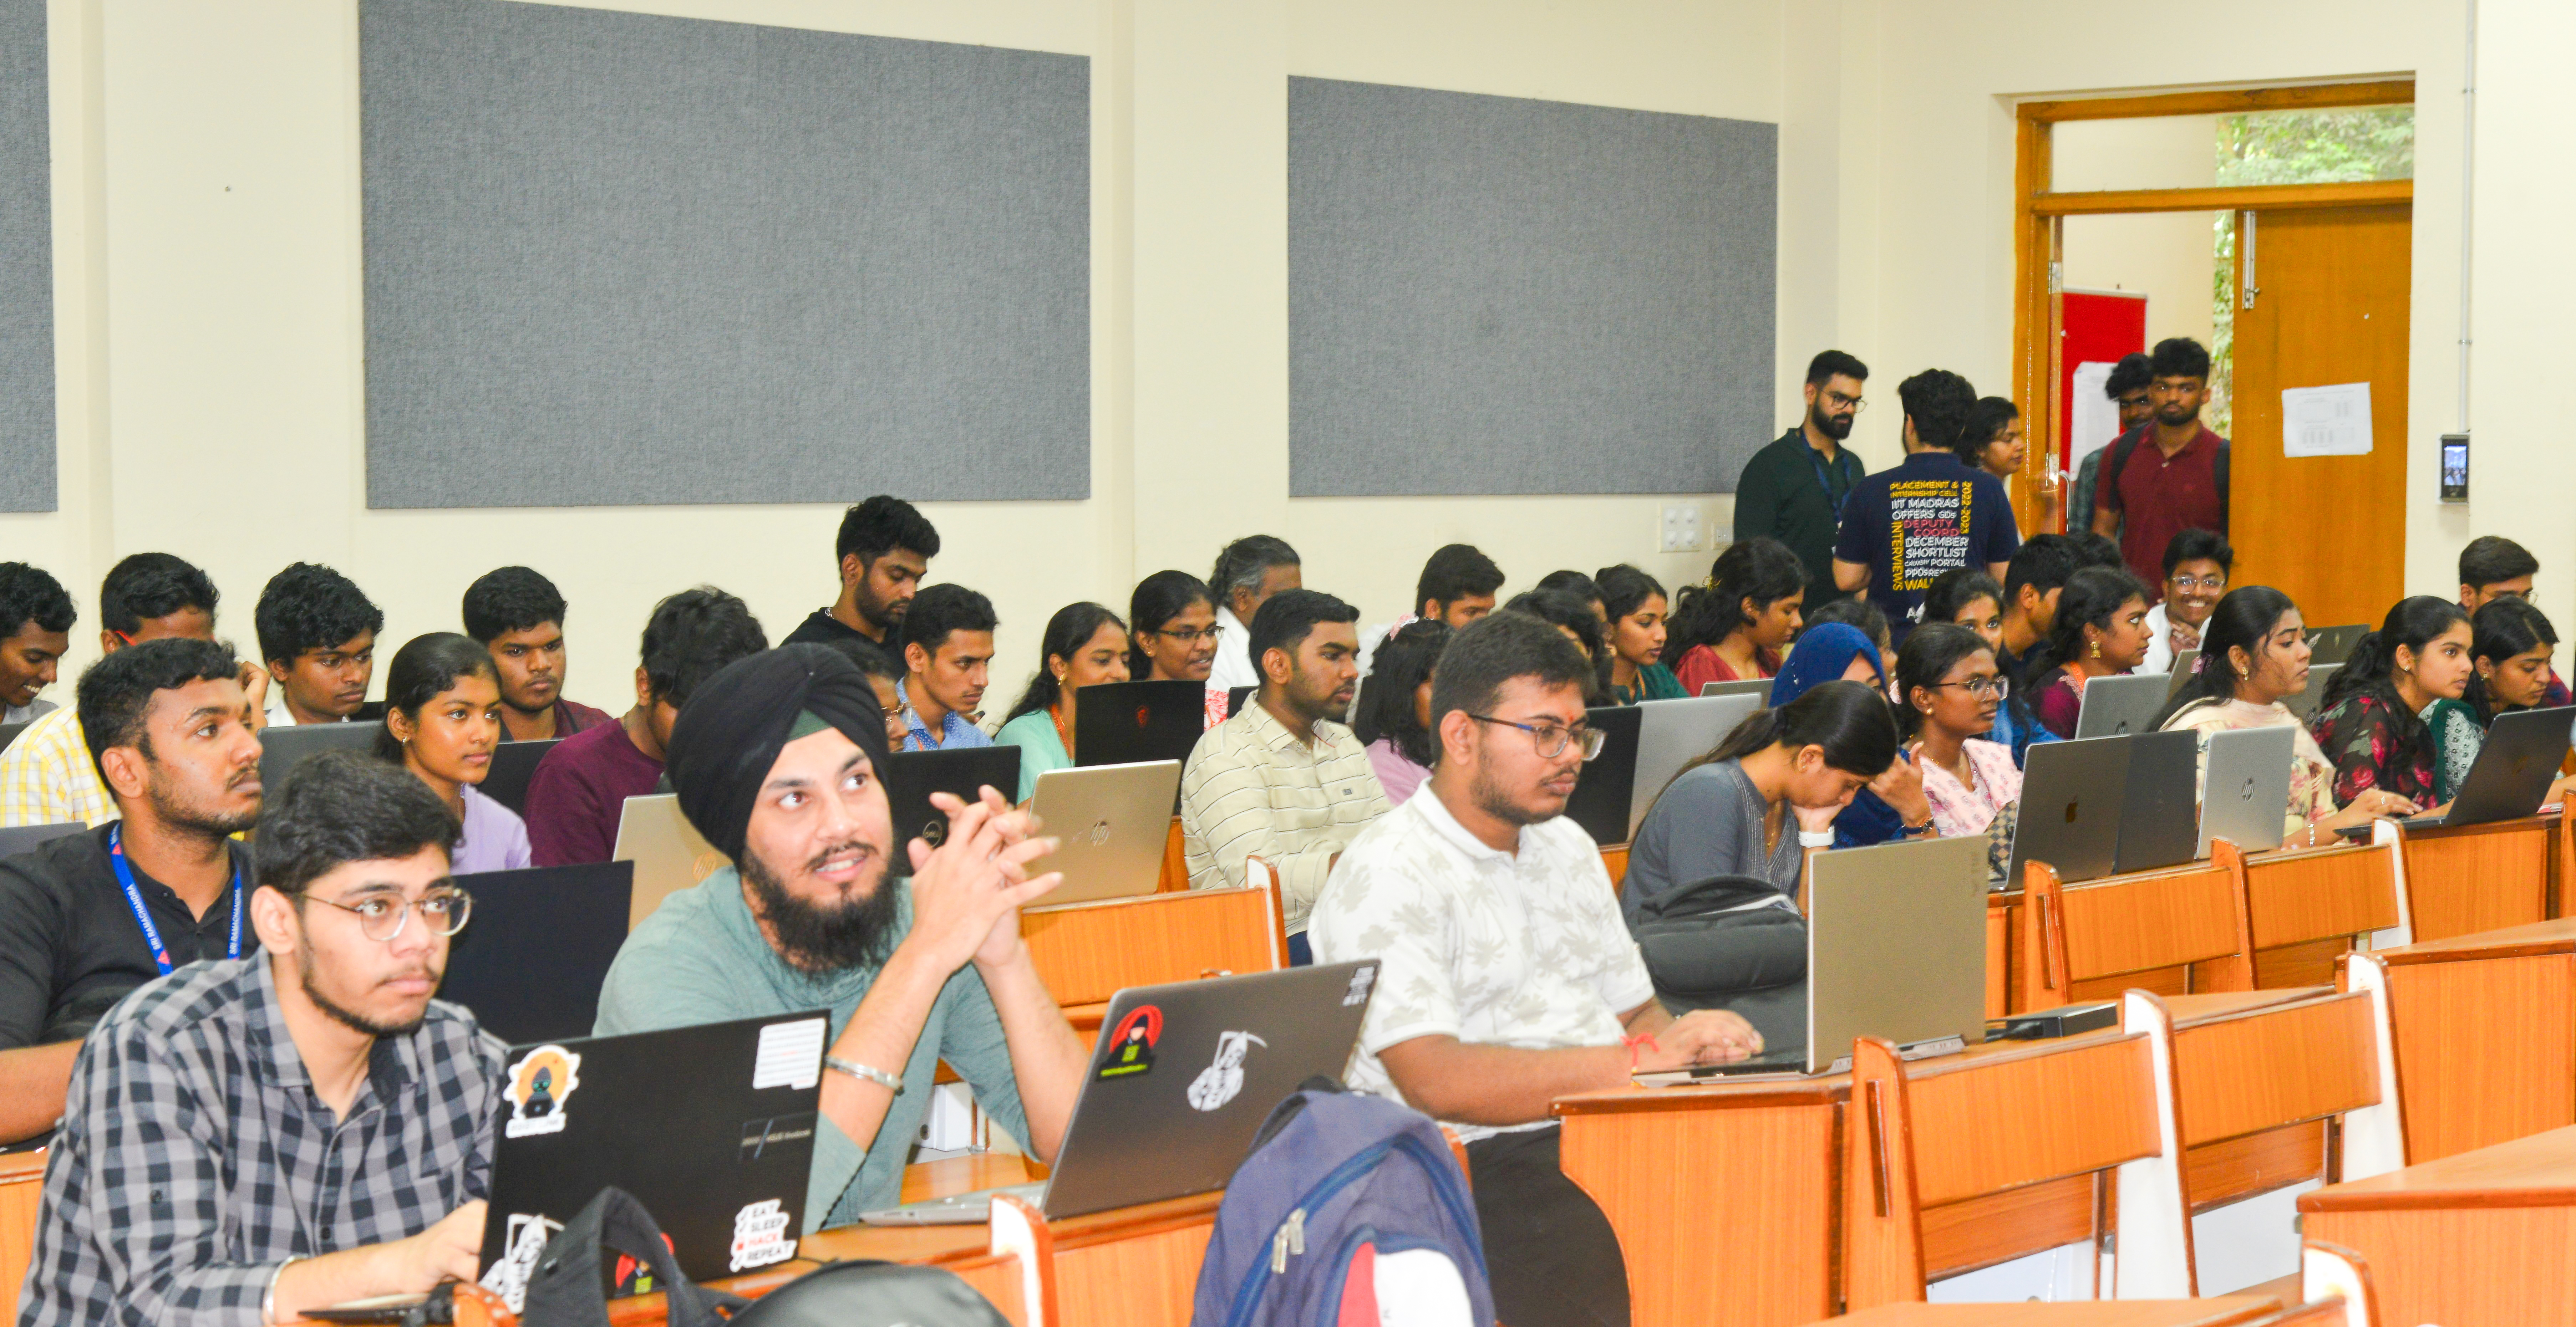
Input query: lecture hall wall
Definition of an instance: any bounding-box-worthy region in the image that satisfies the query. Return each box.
[16,0,2563,708]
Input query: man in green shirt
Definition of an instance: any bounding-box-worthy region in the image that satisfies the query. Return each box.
[1732,349,1871,607]
[594,645,1087,1230]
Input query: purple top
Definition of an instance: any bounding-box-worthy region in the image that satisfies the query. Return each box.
[524,718,665,867]
[454,784,533,875]
[1366,737,1431,807]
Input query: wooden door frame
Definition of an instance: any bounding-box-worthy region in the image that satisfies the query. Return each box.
[2008,80,2417,534]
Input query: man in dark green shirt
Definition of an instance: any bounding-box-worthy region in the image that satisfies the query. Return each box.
[1732,349,1870,607]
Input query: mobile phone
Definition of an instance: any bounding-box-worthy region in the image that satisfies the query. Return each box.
[2440,433,2469,502]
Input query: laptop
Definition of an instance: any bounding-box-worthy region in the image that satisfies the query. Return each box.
[2282,664,2339,722]
[1024,760,1183,904]
[473,1014,825,1307]
[1226,686,1254,718]
[2403,705,2576,830]
[609,793,727,929]
[2073,673,2172,739]
[0,822,84,859]
[2198,725,2296,857]
[0,721,26,754]
[2306,624,2371,667]
[1626,694,1764,840]
[1698,678,1773,700]
[436,862,634,1046]
[256,722,380,799]
[2166,649,2200,698]
[2113,729,2203,873]
[1075,680,1205,768]
[859,961,1380,1224]
[478,738,558,817]
[883,747,1022,858]
[2003,736,2131,888]
[1560,705,1644,846]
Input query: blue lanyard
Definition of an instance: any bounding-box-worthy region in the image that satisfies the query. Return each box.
[109,825,243,976]
[1809,447,1849,517]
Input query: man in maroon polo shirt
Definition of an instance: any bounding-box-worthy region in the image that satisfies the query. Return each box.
[2092,337,2228,599]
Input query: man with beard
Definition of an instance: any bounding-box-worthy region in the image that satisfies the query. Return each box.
[783,495,941,651]
[1309,613,1763,1327]
[0,638,265,1143]
[23,749,501,1326]
[2092,337,2230,596]
[1179,589,1388,965]
[1733,349,1872,607]
[593,646,1087,1230]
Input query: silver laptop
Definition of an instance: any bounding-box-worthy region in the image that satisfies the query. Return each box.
[609,793,726,930]
[1025,760,1182,904]
[2003,736,2131,888]
[2198,725,2295,856]
[2166,649,2200,698]
[2113,729,2202,874]
[860,962,1380,1224]
[1698,678,1773,700]
[2282,664,2339,722]
[2074,673,2173,739]
[1627,694,1763,839]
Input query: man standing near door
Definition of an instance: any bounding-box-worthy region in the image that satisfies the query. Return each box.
[2092,338,2228,597]
[1734,351,1871,608]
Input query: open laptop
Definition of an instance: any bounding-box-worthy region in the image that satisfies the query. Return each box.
[1626,694,1764,840]
[0,822,84,859]
[1076,680,1205,768]
[2198,725,2296,856]
[256,722,380,801]
[478,738,559,817]
[1226,686,1254,718]
[2402,705,2576,830]
[860,961,1380,1224]
[883,747,1022,858]
[1024,760,1182,903]
[2113,729,2203,873]
[2282,664,2340,722]
[1698,678,1773,700]
[1560,705,1644,846]
[2003,736,2131,888]
[2166,649,2200,698]
[609,793,727,930]
[0,720,26,754]
[437,861,634,1046]
[2073,673,2173,739]
[2306,624,2371,667]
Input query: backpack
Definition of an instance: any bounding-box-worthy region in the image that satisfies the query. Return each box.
[2101,426,2231,532]
[1627,873,1807,999]
[1191,1079,1493,1327]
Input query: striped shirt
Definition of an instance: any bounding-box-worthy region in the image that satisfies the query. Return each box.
[1180,701,1389,933]
[0,705,113,829]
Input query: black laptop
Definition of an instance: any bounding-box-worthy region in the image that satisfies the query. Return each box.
[1226,685,1254,718]
[882,746,1022,853]
[256,723,381,801]
[1075,680,1205,767]
[2305,624,2371,667]
[2404,705,2576,830]
[0,721,27,754]
[1561,705,1644,846]
[436,862,634,1046]
[479,739,559,817]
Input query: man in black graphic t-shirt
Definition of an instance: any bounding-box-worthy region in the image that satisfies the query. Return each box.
[1832,369,2021,642]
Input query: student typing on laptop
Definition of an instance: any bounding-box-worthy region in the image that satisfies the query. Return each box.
[593,646,1088,1231]
[1309,612,1763,1327]
[22,751,502,1327]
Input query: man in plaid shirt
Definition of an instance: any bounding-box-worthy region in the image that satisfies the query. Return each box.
[22,751,503,1327]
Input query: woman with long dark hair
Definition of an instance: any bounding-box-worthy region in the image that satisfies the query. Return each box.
[1128,570,1222,729]
[1664,538,1807,695]
[1596,564,1684,704]
[1503,589,1608,701]
[2024,566,2152,739]
[1349,619,1449,806]
[2312,596,2473,811]
[376,632,530,873]
[1895,624,2021,867]
[997,602,1132,801]
[2433,599,2576,806]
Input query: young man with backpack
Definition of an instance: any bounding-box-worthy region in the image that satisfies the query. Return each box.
[1308,612,1763,1327]
[2091,337,2229,597]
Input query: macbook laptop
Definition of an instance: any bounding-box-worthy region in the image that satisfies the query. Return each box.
[2402,705,2576,830]
[2305,624,2371,667]
[478,738,559,817]
[2073,673,2173,739]
[436,861,634,1046]
[2282,664,2340,722]
[1075,680,1205,768]
[0,822,84,859]
[1560,705,1644,846]
[859,961,1380,1224]
[1698,678,1773,700]
[2198,725,2296,857]
[883,747,1022,858]
[609,793,727,930]
[1024,760,1183,904]
[2003,736,2131,888]
[2113,729,2203,874]
[2165,649,2200,698]
[1626,694,1764,840]
[257,722,380,802]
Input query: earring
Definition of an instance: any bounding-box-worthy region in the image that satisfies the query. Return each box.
[2089,640,2102,660]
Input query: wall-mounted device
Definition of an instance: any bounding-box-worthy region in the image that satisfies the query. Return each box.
[2439,432,2470,502]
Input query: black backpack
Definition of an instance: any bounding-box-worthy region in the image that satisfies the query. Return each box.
[2100,425,2231,532]
[1627,874,1807,998]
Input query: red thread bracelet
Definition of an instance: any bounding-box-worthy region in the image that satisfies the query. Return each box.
[1624,1033,1659,1068]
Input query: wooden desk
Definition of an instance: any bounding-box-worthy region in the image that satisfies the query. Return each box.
[2017,855,2250,1012]
[0,1148,41,1317]
[2299,1122,2576,1327]
[2351,915,2576,1163]
[1020,885,1283,1007]
[1812,1300,2284,1327]
[2233,839,2399,988]
[2395,813,2554,942]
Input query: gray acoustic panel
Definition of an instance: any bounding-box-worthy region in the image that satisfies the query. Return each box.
[0,0,53,512]
[360,0,1089,509]
[1288,77,1775,497]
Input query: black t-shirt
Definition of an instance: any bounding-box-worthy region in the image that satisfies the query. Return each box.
[780,608,886,654]
[0,824,255,1048]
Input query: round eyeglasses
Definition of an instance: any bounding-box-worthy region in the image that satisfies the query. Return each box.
[307,887,473,943]
[1466,714,1607,761]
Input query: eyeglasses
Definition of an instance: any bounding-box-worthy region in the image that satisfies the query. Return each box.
[1467,714,1606,761]
[2168,574,2227,593]
[1153,626,1219,645]
[307,887,473,942]
[1823,391,1868,413]
[1928,676,2010,700]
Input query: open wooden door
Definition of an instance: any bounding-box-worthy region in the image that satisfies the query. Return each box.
[2228,203,2413,632]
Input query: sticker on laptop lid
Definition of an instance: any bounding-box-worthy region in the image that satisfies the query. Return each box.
[1342,963,1378,1007]
[752,1017,828,1091]
[502,1045,581,1139]
[479,1212,564,1312]
[740,1112,817,1162]
[730,1199,797,1272]
[1095,1003,1162,1080]
[1187,1031,1266,1111]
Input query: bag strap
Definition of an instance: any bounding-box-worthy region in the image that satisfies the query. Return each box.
[2213,440,2230,533]
[521,1187,750,1327]
[2101,429,2141,510]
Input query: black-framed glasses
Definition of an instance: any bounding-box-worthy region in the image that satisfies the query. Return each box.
[1823,390,1868,413]
[1467,714,1606,761]
[1928,676,2010,700]
[307,887,473,942]
[1154,626,1219,645]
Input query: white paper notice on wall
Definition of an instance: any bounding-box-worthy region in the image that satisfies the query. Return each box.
[2069,361,2122,461]
[2281,382,2373,458]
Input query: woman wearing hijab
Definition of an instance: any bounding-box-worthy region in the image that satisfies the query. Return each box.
[1768,622,1934,847]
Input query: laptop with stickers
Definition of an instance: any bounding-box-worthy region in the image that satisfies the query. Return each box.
[857,960,1381,1225]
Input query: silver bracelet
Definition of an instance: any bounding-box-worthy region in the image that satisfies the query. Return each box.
[260,1256,301,1326]
[824,1055,904,1094]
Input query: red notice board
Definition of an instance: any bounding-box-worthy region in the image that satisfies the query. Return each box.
[2058,290,2148,470]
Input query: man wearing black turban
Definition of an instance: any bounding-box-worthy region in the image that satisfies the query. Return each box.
[594,645,1088,1230]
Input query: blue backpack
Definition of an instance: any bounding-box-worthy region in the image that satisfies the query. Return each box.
[1191,1080,1493,1327]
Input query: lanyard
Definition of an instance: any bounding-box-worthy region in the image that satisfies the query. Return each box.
[1808,446,1849,517]
[109,824,243,976]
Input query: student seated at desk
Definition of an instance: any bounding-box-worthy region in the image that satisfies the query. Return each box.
[594,646,1087,1230]
[2311,596,2472,812]
[2459,534,2573,706]
[461,565,613,743]
[1127,570,1225,730]
[2152,587,2419,849]
[1596,564,1682,704]
[255,562,382,726]
[995,602,1132,802]
[2428,597,2576,806]
[1765,621,1931,850]
[0,563,73,726]
[1798,596,1894,682]
[376,633,532,874]
[1665,537,1804,695]
[1308,612,1762,1327]
[1504,589,1610,701]
[1532,569,1607,625]
[1923,567,2054,766]
[896,584,998,752]
[2140,528,2231,674]
[781,494,940,653]
[2024,566,2152,740]
[1351,619,1450,807]
[1895,624,2021,878]
[22,752,500,1327]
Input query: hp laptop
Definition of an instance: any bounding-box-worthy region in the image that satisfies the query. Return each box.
[1075,680,1205,768]
[609,793,726,930]
[437,862,634,1046]
[2003,736,2132,888]
[2305,624,2371,667]
[2198,725,2296,857]
[2073,673,2173,739]
[2282,664,2341,723]
[1560,705,1644,846]
[860,961,1380,1225]
[256,722,380,801]
[2165,649,2201,699]
[883,747,1022,857]
[474,1014,825,1309]
[0,822,83,859]
[2113,729,2204,874]
[1698,678,1773,700]
[1025,760,1183,904]
[1626,694,1764,840]
[478,739,559,817]
[2403,705,2576,830]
